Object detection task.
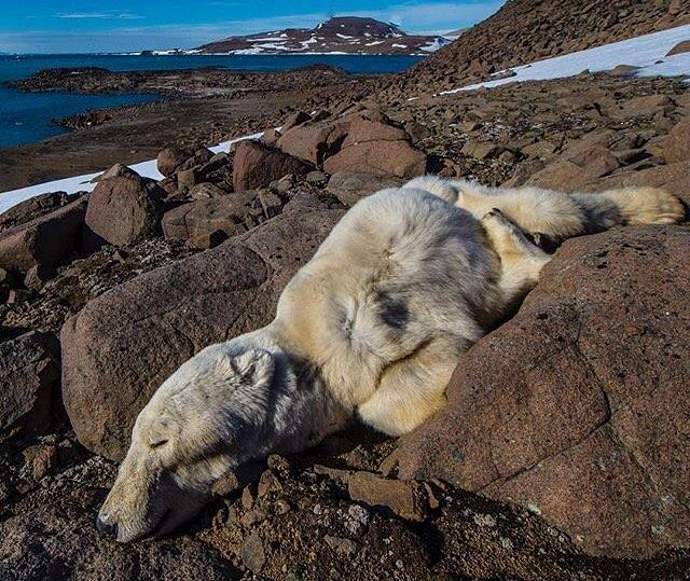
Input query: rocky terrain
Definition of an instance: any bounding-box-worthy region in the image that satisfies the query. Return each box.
[190,17,449,56]
[0,65,373,191]
[388,0,690,95]
[1,66,689,578]
[2,0,690,576]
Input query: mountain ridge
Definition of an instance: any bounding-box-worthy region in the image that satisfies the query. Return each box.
[189,16,449,56]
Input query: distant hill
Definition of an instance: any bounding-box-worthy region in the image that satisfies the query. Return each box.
[399,0,690,93]
[191,16,449,56]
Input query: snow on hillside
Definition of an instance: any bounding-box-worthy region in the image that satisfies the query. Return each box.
[0,133,264,216]
[441,25,690,94]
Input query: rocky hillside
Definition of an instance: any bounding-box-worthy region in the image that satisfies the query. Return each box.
[193,16,449,55]
[400,0,690,93]
[1,67,690,578]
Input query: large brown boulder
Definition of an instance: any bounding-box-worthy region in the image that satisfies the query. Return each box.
[389,226,690,558]
[161,191,268,249]
[0,332,60,441]
[323,139,427,179]
[84,175,165,248]
[277,120,349,166]
[233,140,310,192]
[61,196,345,460]
[0,198,87,273]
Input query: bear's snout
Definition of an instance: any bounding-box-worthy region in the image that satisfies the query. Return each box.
[96,513,118,538]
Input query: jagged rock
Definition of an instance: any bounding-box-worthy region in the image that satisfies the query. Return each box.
[390,226,690,558]
[0,332,60,441]
[233,140,310,192]
[462,140,504,160]
[84,175,166,248]
[0,198,87,273]
[241,530,266,574]
[61,196,344,459]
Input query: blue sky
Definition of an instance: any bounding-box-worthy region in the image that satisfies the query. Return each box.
[0,0,505,53]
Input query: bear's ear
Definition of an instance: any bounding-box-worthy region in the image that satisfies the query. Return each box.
[219,348,275,389]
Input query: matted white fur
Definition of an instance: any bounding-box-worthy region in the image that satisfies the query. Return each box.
[98,177,684,542]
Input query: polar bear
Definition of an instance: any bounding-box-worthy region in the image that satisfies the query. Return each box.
[97,177,684,542]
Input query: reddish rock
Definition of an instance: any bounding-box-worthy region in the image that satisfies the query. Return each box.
[390,227,690,558]
[666,40,690,56]
[157,146,191,177]
[61,196,344,459]
[0,332,60,441]
[663,119,690,164]
[323,139,427,179]
[161,191,261,248]
[84,175,165,248]
[347,471,429,522]
[0,198,87,273]
[280,110,311,133]
[92,163,139,183]
[277,121,349,166]
[233,140,310,192]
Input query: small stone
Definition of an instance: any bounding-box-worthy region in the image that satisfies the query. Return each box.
[241,486,254,510]
[306,171,328,185]
[240,530,266,574]
[325,535,358,557]
[274,499,291,515]
[22,444,57,481]
[257,469,281,499]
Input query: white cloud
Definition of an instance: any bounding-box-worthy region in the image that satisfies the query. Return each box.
[56,12,144,20]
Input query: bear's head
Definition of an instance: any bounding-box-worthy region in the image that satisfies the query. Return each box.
[97,341,278,543]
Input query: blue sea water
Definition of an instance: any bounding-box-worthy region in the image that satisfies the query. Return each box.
[0,54,422,149]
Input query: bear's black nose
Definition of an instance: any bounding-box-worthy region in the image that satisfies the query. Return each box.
[96,515,118,538]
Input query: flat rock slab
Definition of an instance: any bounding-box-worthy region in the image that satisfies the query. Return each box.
[61,196,345,460]
[389,226,690,558]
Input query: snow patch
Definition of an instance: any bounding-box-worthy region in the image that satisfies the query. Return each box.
[441,24,690,94]
[0,132,264,216]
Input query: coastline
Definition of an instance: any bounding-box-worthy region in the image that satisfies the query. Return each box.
[0,64,376,191]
